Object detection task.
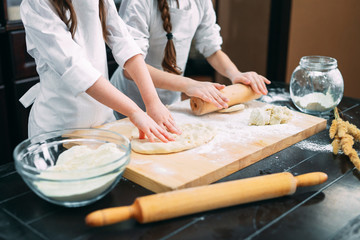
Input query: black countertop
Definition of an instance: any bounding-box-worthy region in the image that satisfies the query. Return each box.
[1,82,360,240]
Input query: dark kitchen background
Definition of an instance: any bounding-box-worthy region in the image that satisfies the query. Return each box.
[1,0,359,165]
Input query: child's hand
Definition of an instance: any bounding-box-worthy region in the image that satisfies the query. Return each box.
[231,71,271,95]
[128,110,175,143]
[146,102,182,136]
[184,81,229,109]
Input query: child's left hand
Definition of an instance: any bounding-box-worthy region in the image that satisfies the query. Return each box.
[184,81,229,109]
[146,101,182,136]
[231,71,271,95]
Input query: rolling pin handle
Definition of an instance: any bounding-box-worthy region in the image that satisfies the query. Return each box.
[294,172,328,187]
[85,204,137,227]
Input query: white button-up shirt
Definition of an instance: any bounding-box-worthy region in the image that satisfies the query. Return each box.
[20,0,141,137]
[110,0,223,118]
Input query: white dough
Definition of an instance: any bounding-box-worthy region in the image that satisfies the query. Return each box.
[218,104,245,113]
[34,143,127,201]
[131,123,216,154]
[249,108,271,126]
[249,105,292,126]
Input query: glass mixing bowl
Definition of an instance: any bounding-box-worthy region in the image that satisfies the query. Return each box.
[290,56,344,115]
[13,128,130,207]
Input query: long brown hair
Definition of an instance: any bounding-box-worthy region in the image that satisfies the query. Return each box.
[158,0,181,75]
[51,0,108,42]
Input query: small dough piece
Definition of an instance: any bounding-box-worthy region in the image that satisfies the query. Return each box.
[249,105,292,126]
[267,106,292,125]
[131,123,216,154]
[218,104,245,113]
[249,108,271,126]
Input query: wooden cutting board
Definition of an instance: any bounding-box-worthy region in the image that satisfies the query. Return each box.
[98,100,327,193]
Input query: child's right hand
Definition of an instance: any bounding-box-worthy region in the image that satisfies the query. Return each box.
[128,110,175,143]
[184,81,229,109]
[146,101,182,136]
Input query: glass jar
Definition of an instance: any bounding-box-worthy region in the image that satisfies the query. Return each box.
[290,56,344,115]
[7,0,22,21]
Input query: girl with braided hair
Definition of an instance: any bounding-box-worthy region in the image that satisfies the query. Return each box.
[19,0,180,142]
[111,0,270,119]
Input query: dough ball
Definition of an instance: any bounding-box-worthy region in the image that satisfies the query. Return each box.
[249,108,271,126]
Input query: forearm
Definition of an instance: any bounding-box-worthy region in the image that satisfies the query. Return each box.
[146,65,194,92]
[125,59,229,109]
[86,75,142,117]
[86,75,178,141]
[124,54,161,106]
[124,64,197,92]
[124,63,196,93]
[206,50,240,83]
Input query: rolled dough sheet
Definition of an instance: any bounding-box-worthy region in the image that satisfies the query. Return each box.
[218,103,245,113]
[131,123,216,154]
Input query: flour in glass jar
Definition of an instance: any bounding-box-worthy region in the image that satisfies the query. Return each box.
[292,92,336,112]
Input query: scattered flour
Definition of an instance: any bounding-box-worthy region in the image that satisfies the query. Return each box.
[260,89,291,103]
[149,164,176,175]
[295,139,333,152]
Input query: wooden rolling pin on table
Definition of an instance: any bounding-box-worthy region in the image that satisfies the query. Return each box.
[86,172,327,227]
[190,84,262,115]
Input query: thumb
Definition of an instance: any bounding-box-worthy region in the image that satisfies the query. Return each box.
[234,76,250,85]
[213,83,226,90]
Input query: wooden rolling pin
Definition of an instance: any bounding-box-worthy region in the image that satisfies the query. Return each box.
[190,84,262,115]
[85,172,327,227]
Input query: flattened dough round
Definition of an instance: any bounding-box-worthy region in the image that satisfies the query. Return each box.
[218,103,245,113]
[131,123,216,154]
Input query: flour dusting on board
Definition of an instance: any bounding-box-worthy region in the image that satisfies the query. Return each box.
[168,100,302,156]
[98,98,326,192]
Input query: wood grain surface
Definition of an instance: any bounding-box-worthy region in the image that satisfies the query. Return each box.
[98,100,327,193]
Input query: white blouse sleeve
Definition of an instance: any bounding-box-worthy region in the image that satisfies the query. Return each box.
[194,0,223,58]
[105,0,143,68]
[20,0,102,96]
[117,0,151,57]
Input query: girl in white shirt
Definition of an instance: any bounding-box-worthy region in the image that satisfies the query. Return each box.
[110,0,270,119]
[20,0,180,142]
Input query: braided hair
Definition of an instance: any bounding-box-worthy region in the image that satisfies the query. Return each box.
[157,0,182,75]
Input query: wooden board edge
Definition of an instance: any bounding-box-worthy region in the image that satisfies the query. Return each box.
[123,168,175,193]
